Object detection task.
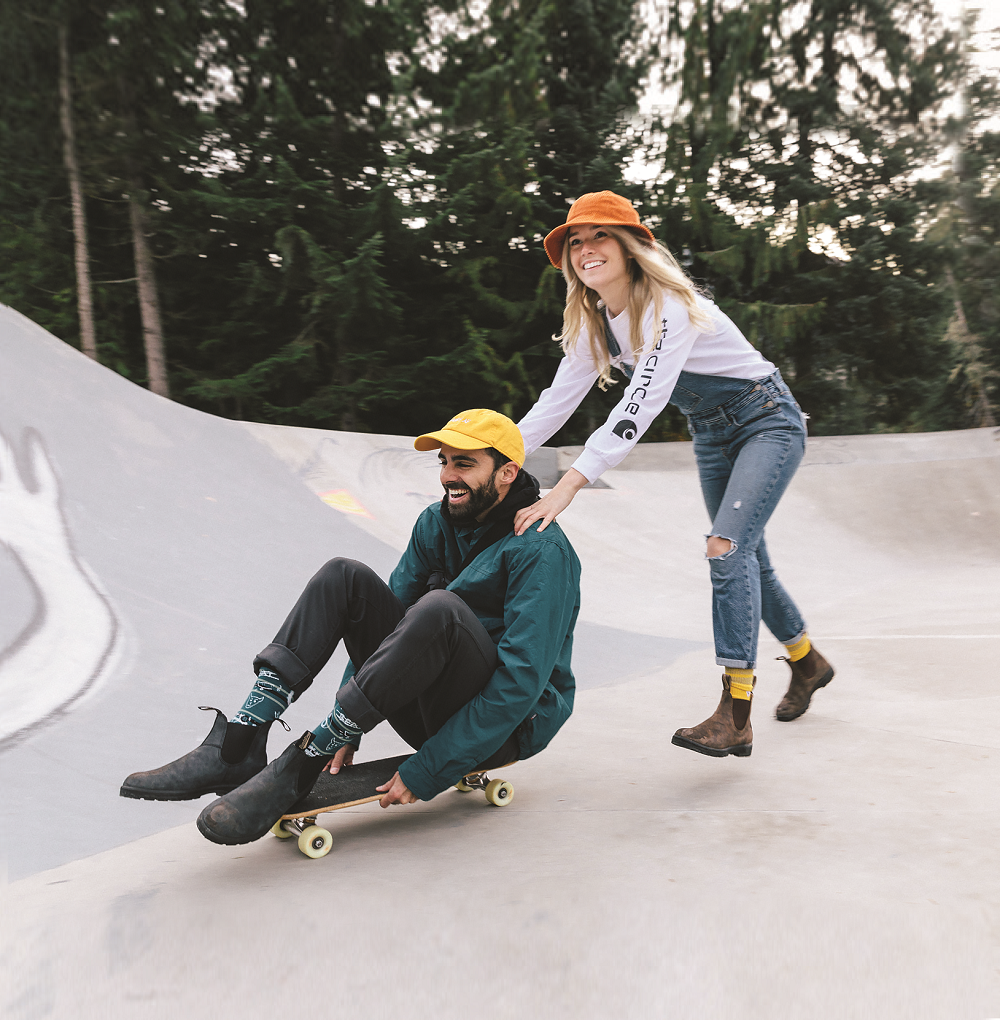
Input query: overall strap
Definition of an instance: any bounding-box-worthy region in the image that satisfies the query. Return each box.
[602,309,634,381]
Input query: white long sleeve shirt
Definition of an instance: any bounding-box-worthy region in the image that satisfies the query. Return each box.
[518,292,777,483]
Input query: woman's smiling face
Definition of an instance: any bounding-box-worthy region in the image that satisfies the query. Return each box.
[567,224,629,295]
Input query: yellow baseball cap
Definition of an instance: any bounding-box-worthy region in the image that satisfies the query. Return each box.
[414,409,525,467]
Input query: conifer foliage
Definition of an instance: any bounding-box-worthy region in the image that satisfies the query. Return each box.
[0,0,996,436]
[647,0,984,433]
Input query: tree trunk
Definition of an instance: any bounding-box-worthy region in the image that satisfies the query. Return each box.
[944,268,997,428]
[127,182,170,397]
[117,68,169,398]
[57,22,97,360]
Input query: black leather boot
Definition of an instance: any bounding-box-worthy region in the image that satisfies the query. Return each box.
[196,733,329,846]
[120,707,273,801]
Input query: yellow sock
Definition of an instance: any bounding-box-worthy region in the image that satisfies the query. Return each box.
[784,633,811,662]
[725,667,754,701]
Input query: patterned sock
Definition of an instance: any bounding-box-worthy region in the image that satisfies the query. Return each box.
[231,668,293,726]
[305,701,363,758]
[725,667,755,702]
[784,633,811,663]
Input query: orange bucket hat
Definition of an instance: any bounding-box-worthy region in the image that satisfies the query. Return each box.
[543,191,656,269]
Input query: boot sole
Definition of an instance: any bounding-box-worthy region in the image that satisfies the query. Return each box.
[775,666,835,722]
[119,785,239,802]
[196,814,267,846]
[671,733,752,757]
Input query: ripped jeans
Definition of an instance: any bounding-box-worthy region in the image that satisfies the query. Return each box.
[674,369,807,669]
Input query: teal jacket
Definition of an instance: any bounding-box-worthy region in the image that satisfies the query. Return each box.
[384,501,581,801]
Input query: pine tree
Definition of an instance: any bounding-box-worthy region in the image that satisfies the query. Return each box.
[0,4,79,345]
[174,0,416,428]
[531,0,654,442]
[934,14,1000,427]
[645,0,965,434]
[9,0,980,443]
[391,0,647,438]
[0,2,234,392]
[76,2,232,397]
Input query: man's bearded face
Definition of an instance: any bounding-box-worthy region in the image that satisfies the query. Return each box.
[442,470,500,523]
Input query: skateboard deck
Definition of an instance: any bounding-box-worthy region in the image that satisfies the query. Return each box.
[272,753,516,858]
[285,753,412,818]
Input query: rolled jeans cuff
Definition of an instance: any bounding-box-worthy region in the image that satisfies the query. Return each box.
[716,656,753,669]
[780,627,808,647]
[336,676,385,733]
[254,643,311,688]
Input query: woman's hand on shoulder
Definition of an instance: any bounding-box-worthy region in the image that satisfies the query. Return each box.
[513,468,591,536]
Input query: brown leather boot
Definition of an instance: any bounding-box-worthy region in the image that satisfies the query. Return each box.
[775,646,834,721]
[672,676,754,757]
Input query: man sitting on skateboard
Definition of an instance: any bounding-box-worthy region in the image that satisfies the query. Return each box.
[121,409,581,846]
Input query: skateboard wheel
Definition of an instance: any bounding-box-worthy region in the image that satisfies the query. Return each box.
[455,779,474,793]
[297,825,333,859]
[271,820,293,839]
[484,779,513,806]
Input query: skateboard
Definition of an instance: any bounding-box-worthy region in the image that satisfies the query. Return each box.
[270,753,516,858]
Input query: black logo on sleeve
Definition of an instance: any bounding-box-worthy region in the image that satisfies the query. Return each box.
[610,317,670,441]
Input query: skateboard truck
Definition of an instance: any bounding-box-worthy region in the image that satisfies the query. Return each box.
[453,770,514,806]
[271,815,334,858]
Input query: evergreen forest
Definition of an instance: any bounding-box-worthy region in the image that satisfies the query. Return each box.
[1,0,997,442]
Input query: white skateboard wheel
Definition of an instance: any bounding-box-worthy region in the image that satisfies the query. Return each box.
[484,779,514,806]
[297,824,333,858]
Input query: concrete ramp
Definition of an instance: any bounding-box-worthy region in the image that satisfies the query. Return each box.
[2,302,999,1018]
[0,305,402,876]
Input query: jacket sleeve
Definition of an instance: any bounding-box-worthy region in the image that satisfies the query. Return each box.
[387,507,440,609]
[571,296,700,483]
[397,531,578,800]
[517,342,600,458]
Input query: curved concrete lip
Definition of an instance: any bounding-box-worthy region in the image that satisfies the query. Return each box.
[1,303,998,1018]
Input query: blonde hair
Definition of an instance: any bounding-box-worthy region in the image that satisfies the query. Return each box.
[555,226,714,389]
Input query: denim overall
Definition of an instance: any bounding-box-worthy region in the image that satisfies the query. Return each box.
[670,369,808,669]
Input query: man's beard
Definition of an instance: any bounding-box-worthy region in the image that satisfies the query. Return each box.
[442,474,500,524]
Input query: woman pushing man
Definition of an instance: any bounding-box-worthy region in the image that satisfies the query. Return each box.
[515,191,834,757]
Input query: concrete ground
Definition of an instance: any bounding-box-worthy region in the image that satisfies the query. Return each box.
[1,304,998,1019]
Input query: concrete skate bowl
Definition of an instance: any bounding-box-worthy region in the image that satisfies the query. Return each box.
[2,301,999,1019]
[0,303,699,879]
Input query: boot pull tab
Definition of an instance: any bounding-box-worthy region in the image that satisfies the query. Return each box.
[277,718,291,732]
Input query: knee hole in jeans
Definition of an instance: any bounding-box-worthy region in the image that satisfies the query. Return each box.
[706,535,736,559]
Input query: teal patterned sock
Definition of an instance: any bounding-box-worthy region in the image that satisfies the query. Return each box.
[231,668,293,727]
[305,701,363,758]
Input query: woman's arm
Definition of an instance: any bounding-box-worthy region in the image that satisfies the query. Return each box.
[517,347,600,458]
[514,296,702,535]
[570,300,699,481]
[513,468,589,535]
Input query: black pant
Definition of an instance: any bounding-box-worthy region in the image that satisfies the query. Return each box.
[254,558,518,770]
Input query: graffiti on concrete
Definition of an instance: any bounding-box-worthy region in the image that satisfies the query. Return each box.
[0,429,118,745]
